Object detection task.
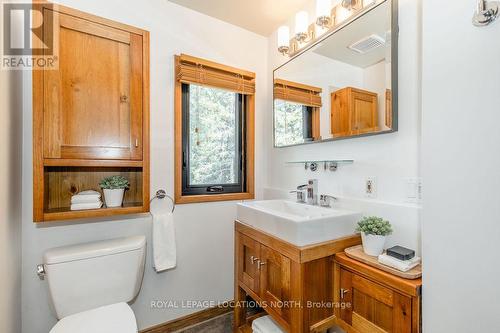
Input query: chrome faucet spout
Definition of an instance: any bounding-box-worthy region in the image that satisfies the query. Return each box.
[306,179,318,205]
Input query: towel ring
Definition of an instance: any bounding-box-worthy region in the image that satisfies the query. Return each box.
[150,189,175,213]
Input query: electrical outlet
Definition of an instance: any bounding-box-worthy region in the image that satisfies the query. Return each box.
[365,177,377,198]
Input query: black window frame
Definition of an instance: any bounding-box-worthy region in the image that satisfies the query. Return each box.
[181,83,246,196]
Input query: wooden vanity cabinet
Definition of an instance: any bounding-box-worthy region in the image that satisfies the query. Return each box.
[331,87,379,138]
[33,2,150,222]
[234,222,361,333]
[334,253,422,333]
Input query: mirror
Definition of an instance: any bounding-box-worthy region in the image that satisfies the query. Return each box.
[273,0,397,147]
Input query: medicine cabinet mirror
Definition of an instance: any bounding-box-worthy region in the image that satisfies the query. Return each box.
[273,0,398,147]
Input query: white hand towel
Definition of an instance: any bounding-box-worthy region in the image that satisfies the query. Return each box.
[251,315,285,333]
[70,201,103,211]
[153,212,176,272]
[378,253,421,272]
[71,190,102,204]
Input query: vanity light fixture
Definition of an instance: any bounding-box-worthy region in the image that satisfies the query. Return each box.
[316,0,333,28]
[278,0,374,57]
[277,26,290,55]
[294,11,309,42]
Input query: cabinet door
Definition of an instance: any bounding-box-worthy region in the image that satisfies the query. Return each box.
[351,90,378,134]
[259,245,291,322]
[236,233,260,295]
[339,268,412,333]
[43,10,143,160]
[330,90,352,138]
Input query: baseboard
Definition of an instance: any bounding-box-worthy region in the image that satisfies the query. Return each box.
[140,302,233,333]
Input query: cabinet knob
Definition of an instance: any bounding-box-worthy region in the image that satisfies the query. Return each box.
[135,138,139,148]
[250,256,259,264]
[257,260,267,269]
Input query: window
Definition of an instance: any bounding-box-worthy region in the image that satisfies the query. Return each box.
[274,99,313,146]
[182,84,244,195]
[175,54,255,204]
[273,79,321,147]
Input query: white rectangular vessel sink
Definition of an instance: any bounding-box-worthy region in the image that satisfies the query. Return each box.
[237,200,362,247]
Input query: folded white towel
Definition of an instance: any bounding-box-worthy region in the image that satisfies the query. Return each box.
[251,316,285,333]
[152,211,176,272]
[71,190,101,204]
[378,253,421,272]
[70,201,103,211]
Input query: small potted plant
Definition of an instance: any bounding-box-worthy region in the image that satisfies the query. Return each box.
[99,175,130,208]
[356,216,393,256]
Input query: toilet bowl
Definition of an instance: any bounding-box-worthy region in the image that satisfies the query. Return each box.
[42,236,146,333]
[50,303,137,333]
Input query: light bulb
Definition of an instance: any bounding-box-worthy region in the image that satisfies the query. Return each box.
[316,0,332,18]
[295,11,309,35]
[277,26,290,48]
[277,26,290,55]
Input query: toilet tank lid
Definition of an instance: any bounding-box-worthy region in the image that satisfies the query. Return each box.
[44,236,146,265]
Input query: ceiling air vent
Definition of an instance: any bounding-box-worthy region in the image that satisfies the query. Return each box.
[348,34,385,54]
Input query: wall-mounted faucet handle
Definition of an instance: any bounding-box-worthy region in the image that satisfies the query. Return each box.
[320,194,337,207]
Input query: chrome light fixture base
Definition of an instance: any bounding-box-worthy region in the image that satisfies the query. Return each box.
[278,46,290,56]
[473,0,499,26]
[295,32,308,43]
[341,0,359,10]
[316,16,332,29]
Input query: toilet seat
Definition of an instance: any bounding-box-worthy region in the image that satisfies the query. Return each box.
[50,302,137,333]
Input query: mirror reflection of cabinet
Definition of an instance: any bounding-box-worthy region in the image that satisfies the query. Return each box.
[331,87,379,138]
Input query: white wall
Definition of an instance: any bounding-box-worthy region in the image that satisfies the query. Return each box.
[20,1,267,332]
[421,1,500,332]
[0,3,23,330]
[266,0,422,253]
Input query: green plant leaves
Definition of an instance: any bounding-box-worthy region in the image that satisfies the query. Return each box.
[355,216,393,236]
[99,175,130,190]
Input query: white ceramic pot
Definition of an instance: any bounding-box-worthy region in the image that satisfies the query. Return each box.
[103,189,125,208]
[361,232,386,256]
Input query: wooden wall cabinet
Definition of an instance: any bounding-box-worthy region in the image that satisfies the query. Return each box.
[234,222,361,333]
[334,253,422,333]
[33,2,150,222]
[331,87,379,138]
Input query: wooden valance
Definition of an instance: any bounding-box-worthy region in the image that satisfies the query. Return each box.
[175,54,255,95]
[274,79,322,107]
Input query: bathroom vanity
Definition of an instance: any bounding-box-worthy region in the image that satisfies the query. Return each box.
[234,221,360,333]
[234,200,363,332]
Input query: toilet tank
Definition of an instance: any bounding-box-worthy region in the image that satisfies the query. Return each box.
[43,236,146,319]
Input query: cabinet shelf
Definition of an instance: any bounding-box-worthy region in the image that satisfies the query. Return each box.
[44,203,146,222]
[44,159,143,168]
[40,166,147,223]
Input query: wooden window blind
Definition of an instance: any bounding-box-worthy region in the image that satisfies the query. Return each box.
[175,54,255,95]
[273,79,322,107]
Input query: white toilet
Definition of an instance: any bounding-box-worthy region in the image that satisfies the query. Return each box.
[41,236,146,333]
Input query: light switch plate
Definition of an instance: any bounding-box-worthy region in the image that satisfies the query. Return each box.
[405,177,422,203]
